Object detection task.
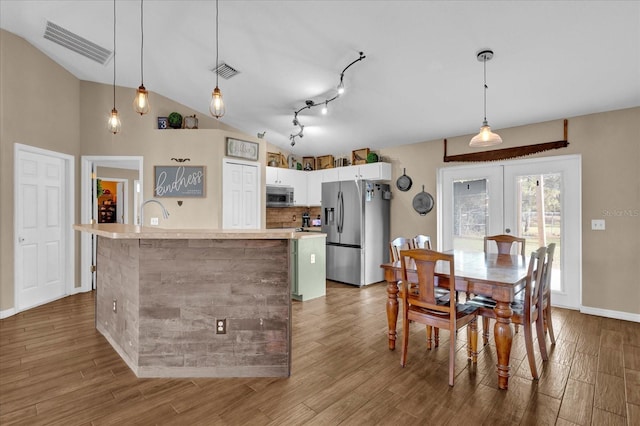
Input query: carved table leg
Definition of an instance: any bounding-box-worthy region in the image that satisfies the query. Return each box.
[386,277,399,350]
[493,300,513,390]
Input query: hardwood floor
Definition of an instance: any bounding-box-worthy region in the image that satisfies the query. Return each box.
[1,281,638,425]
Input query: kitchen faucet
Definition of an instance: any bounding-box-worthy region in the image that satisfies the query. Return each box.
[140,199,169,226]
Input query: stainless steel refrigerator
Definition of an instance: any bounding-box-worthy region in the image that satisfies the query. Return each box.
[322,180,390,286]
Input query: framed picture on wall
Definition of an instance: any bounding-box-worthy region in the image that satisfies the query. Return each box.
[226,138,259,161]
[154,165,205,197]
[302,157,315,171]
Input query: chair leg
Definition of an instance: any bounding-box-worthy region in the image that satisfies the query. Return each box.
[434,327,440,348]
[515,324,520,334]
[545,302,556,345]
[536,311,549,361]
[448,327,456,387]
[523,321,538,380]
[401,311,410,367]
[482,317,490,346]
[426,326,432,350]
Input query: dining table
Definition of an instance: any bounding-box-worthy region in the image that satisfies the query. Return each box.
[381,249,529,390]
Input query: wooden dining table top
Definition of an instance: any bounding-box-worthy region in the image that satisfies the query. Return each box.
[383,249,529,289]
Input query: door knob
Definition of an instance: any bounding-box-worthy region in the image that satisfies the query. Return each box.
[505,228,511,234]
[18,237,25,243]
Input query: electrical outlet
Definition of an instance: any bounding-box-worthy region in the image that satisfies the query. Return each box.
[310,253,316,264]
[591,219,605,231]
[112,299,117,313]
[150,217,159,226]
[216,319,226,334]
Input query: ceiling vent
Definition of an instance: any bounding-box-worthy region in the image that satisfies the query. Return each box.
[213,63,240,80]
[44,21,113,65]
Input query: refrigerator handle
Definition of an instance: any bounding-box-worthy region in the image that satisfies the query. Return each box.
[338,191,344,233]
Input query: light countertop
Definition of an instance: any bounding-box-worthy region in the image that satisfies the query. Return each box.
[74,224,326,240]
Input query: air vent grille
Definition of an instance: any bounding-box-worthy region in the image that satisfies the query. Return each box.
[213,63,240,79]
[44,21,112,65]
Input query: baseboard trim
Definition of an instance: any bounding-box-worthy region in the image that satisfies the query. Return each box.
[580,306,640,323]
[0,307,17,319]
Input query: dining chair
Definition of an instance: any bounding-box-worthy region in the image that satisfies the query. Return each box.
[477,234,527,337]
[391,237,448,349]
[412,234,432,250]
[538,243,557,360]
[399,249,478,386]
[484,234,526,256]
[467,246,547,379]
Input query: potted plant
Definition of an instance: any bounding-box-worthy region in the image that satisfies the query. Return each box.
[168,112,183,129]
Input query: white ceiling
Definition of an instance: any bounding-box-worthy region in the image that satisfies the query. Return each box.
[2,1,639,157]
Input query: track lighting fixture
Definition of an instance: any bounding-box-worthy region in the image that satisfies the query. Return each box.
[209,0,225,118]
[133,0,150,115]
[288,51,366,144]
[107,0,121,134]
[469,49,502,147]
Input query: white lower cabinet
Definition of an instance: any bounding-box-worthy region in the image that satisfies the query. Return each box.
[291,236,326,301]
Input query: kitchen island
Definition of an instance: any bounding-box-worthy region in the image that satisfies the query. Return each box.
[74,224,325,378]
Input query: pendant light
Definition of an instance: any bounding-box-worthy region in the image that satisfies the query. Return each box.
[133,0,150,115]
[209,0,225,118]
[469,49,502,147]
[107,0,121,134]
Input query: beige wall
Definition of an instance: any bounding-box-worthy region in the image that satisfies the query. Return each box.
[2,28,638,319]
[380,108,640,316]
[0,29,81,311]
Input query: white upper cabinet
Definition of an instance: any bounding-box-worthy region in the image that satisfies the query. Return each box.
[337,162,392,181]
[267,163,390,207]
[266,166,307,206]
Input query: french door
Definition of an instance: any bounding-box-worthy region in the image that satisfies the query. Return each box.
[438,155,581,309]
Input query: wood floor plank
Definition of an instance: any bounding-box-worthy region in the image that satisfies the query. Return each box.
[594,372,626,417]
[591,407,627,426]
[1,285,639,425]
[625,368,640,406]
[558,378,594,425]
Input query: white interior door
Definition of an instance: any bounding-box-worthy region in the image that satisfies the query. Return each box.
[15,149,67,310]
[439,155,582,309]
[222,159,260,229]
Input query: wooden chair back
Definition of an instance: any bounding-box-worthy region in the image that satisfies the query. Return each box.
[389,237,413,262]
[522,246,546,324]
[484,234,526,256]
[412,234,432,250]
[541,243,556,300]
[399,248,478,386]
[400,249,454,319]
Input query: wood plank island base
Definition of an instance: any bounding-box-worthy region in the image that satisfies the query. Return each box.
[74,224,325,379]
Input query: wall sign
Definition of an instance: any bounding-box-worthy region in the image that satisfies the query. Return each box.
[154,166,205,197]
[226,137,259,161]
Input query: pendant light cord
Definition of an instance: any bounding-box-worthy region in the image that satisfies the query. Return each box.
[113,0,116,109]
[140,0,144,86]
[215,0,219,87]
[483,56,487,123]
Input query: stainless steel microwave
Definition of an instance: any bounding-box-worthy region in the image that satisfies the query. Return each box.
[266,185,294,207]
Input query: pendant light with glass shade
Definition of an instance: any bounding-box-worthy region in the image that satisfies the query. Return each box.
[209,0,225,118]
[133,0,150,115]
[107,0,121,134]
[469,49,502,147]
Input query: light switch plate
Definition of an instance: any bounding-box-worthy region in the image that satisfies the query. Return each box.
[591,219,605,231]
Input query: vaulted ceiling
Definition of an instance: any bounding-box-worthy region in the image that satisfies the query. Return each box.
[2,1,639,156]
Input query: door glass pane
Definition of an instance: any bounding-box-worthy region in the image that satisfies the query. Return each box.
[516,173,562,292]
[452,179,488,251]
